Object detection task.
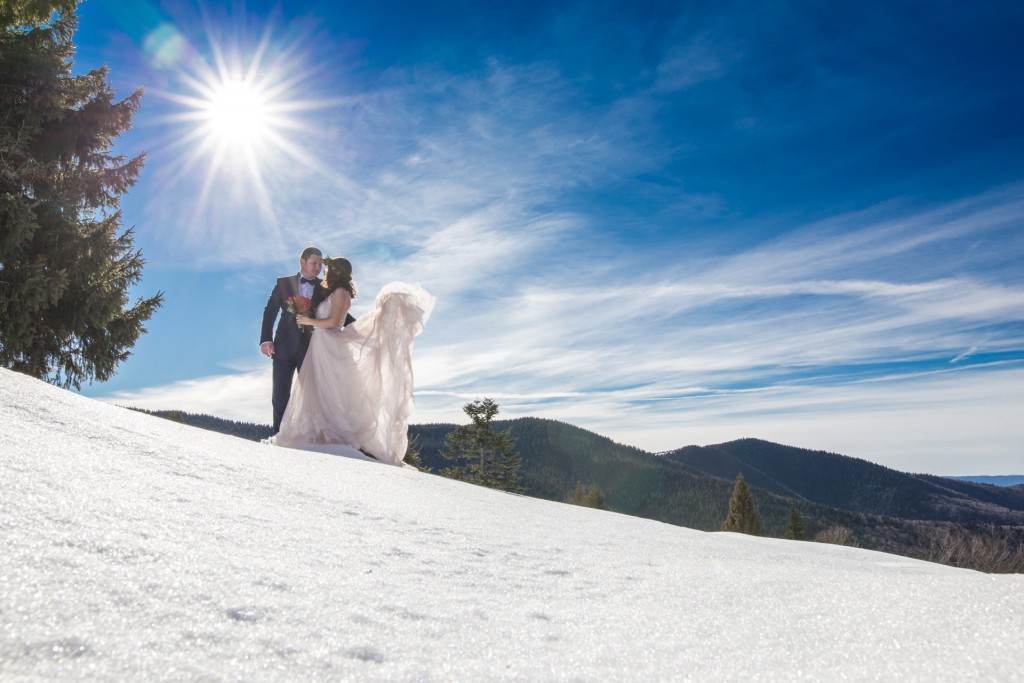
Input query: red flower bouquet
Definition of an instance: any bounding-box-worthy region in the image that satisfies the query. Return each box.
[287,295,312,329]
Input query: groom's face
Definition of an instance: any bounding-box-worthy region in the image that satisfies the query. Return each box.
[300,255,323,280]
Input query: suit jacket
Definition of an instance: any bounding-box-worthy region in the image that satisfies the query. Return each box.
[260,275,327,364]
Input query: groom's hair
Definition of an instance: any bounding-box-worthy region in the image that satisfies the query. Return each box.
[300,246,322,261]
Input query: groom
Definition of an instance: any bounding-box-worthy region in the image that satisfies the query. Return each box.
[259,246,328,434]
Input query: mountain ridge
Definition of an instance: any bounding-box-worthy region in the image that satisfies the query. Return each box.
[949,475,1024,487]
[662,437,1024,524]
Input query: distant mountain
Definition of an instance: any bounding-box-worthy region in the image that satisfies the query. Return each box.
[410,418,748,531]
[662,438,1024,526]
[948,475,1024,487]
[131,408,273,442]
[408,419,1024,558]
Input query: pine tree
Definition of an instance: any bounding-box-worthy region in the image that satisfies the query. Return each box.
[0,1,162,389]
[1,0,76,27]
[441,398,524,493]
[404,433,423,469]
[567,482,609,510]
[785,502,807,540]
[721,473,764,536]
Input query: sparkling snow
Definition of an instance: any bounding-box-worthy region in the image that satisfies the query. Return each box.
[1,368,1022,681]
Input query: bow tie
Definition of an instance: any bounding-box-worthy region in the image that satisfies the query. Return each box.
[300,277,315,285]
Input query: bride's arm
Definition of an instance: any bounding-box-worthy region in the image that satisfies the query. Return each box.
[297,289,351,329]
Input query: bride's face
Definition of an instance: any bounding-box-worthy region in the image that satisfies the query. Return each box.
[300,255,323,279]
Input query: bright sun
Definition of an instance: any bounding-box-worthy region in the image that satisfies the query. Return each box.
[159,29,330,222]
[203,77,272,144]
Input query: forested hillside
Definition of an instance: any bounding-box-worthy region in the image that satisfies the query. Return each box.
[410,418,1024,559]
[663,438,1024,525]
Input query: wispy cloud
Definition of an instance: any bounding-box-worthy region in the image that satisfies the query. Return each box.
[106,367,271,424]
[402,181,1023,470]
[654,35,732,93]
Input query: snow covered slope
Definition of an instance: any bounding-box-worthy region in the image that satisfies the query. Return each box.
[1,368,1022,681]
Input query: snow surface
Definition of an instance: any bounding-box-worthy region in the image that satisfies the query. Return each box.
[2,368,1023,682]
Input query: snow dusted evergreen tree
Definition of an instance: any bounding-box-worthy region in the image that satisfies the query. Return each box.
[0,1,162,389]
[722,473,764,536]
[786,502,807,540]
[441,398,524,493]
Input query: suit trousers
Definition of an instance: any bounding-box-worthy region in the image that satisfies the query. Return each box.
[272,355,302,434]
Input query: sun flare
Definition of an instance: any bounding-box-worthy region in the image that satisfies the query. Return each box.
[203,77,271,144]
[158,26,333,223]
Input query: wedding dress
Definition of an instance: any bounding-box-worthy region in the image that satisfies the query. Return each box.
[272,282,435,465]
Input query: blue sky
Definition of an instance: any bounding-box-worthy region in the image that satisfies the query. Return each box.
[71,0,1024,475]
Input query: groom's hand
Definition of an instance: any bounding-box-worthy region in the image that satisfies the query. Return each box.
[260,341,275,358]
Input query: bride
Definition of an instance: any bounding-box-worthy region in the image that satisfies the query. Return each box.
[272,257,434,465]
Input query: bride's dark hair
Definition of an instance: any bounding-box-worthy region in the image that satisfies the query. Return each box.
[322,257,357,298]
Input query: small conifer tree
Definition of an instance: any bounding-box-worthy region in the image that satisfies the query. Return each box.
[785,502,807,540]
[567,482,609,510]
[441,398,524,493]
[404,433,423,469]
[721,473,764,536]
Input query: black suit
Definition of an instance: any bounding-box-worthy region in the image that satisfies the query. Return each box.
[261,275,325,433]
